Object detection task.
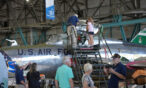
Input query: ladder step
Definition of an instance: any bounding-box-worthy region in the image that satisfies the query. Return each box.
[92,64,105,67]
[94,80,108,84]
[74,58,103,62]
[72,44,108,87]
[91,75,107,78]
[93,69,104,72]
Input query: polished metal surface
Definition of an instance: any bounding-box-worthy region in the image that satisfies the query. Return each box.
[3,45,68,78]
[1,26,146,78]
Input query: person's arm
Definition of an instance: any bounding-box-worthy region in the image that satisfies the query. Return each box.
[22,62,31,70]
[36,72,40,80]
[76,17,79,25]
[20,80,27,88]
[86,22,89,32]
[69,78,74,88]
[86,25,89,32]
[83,80,89,88]
[55,80,59,88]
[19,70,27,88]
[68,68,74,88]
[26,72,29,87]
[55,69,59,88]
[109,68,126,79]
[103,67,109,76]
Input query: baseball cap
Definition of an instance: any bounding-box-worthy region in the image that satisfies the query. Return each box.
[112,53,121,59]
[74,14,78,17]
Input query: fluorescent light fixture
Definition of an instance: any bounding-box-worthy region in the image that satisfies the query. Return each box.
[26,0,29,2]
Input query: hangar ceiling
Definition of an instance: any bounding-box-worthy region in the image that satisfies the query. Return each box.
[0,0,146,46]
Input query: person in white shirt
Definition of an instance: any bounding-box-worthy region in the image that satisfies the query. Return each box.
[86,17,94,46]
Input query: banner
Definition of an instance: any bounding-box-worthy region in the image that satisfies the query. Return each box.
[46,0,55,20]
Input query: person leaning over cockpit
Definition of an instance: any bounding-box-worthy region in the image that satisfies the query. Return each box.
[67,13,79,48]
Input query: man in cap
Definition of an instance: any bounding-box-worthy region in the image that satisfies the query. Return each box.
[104,53,126,88]
[15,61,30,88]
[67,14,79,48]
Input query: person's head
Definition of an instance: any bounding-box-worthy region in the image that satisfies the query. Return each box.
[84,63,93,74]
[30,63,37,73]
[15,64,20,72]
[63,56,71,67]
[112,53,121,65]
[87,17,94,24]
[15,61,24,69]
[74,14,78,18]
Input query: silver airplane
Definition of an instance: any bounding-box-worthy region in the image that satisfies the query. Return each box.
[1,25,146,79]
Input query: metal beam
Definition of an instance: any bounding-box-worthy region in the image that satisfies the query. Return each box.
[112,15,127,41]
[75,0,81,12]
[92,0,105,17]
[120,26,127,41]
[130,23,141,40]
[119,0,131,10]
[66,0,77,14]
[17,28,28,46]
[32,29,39,44]
[130,0,136,9]
[85,0,88,17]
[110,27,112,38]
[6,0,10,27]
[38,29,47,43]
[102,18,146,28]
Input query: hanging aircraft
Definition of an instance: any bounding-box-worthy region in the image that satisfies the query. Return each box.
[0,24,146,79]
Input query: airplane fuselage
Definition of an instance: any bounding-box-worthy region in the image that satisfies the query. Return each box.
[1,33,146,78]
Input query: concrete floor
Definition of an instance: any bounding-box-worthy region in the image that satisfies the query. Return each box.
[8,78,146,88]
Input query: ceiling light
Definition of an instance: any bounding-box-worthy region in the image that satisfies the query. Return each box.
[26,0,29,2]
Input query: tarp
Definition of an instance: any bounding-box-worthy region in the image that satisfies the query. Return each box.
[46,0,55,20]
[132,70,146,79]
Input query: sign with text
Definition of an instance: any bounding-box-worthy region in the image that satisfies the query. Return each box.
[46,0,55,20]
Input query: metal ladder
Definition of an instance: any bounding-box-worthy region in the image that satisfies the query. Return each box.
[72,46,108,88]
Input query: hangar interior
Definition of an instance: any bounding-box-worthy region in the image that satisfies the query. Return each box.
[0,0,146,46]
[0,0,146,88]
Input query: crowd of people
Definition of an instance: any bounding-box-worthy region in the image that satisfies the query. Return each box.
[15,62,40,88]
[14,53,126,88]
[14,14,127,88]
[55,54,126,88]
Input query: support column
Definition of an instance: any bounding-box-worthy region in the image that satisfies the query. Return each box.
[30,29,33,45]
[33,29,39,45]
[38,30,47,43]
[113,15,127,41]
[110,27,112,38]
[17,28,28,46]
[7,35,11,46]
[130,23,141,41]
